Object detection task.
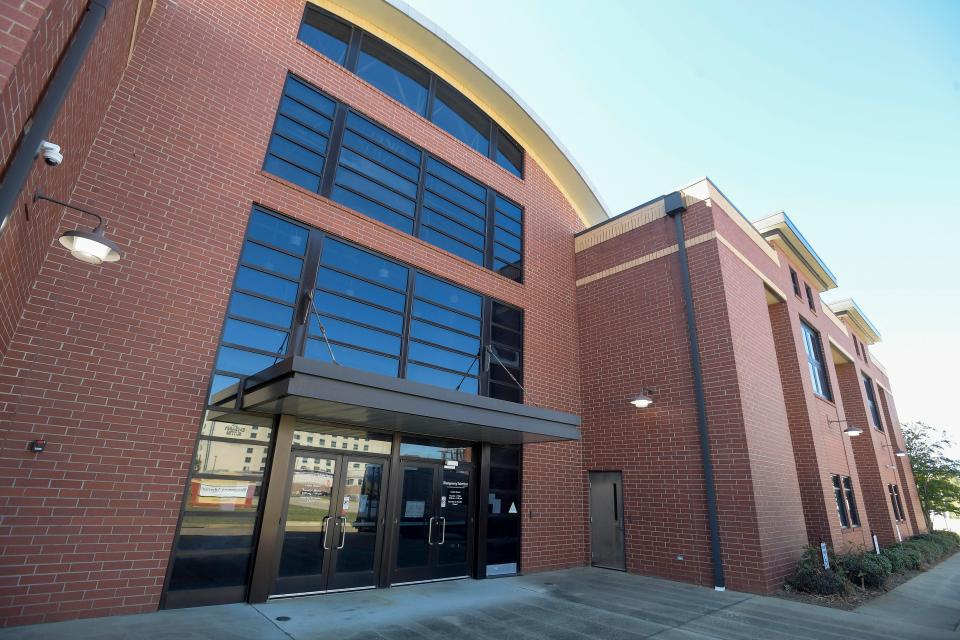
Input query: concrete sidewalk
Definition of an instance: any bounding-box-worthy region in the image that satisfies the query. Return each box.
[855,551,960,635]
[1,563,956,640]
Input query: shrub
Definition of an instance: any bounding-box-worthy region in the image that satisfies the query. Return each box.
[881,546,907,573]
[840,551,891,589]
[903,537,941,564]
[896,544,924,570]
[787,546,848,595]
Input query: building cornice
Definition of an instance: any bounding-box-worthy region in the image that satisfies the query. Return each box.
[828,298,882,345]
[753,211,838,291]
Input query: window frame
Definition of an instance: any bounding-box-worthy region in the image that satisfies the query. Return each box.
[263,74,524,283]
[215,206,525,404]
[804,283,816,312]
[832,474,850,528]
[862,373,883,431]
[889,484,906,521]
[297,4,524,178]
[789,268,801,298]
[800,319,833,401]
[842,476,861,527]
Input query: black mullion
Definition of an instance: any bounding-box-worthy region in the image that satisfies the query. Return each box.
[318,337,400,360]
[178,510,258,520]
[313,287,407,317]
[421,202,485,237]
[338,138,420,185]
[316,262,408,294]
[425,74,437,121]
[318,104,349,197]
[216,343,286,363]
[268,134,328,167]
[344,26,362,71]
[244,235,312,261]
[336,165,419,204]
[493,220,522,241]
[306,309,403,339]
[398,268,416,379]
[274,110,333,141]
[407,335,480,358]
[422,187,487,226]
[173,548,254,560]
[484,190,496,271]
[237,260,304,286]
[419,222,485,254]
[424,160,487,207]
[223,312,292,334]
[340,123,421,176]
[406,359,480,380]
[481,297,492,397]
[329,177,416,221]
[231,287,298,310]
[487,118,497,162]
[411,295,481,321]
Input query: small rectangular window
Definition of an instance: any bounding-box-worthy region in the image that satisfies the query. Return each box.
[789,268,801,297]
[832,474,849,527]
[853,336,861,357]
[801,320,832,401]
[805,284,816,312]
[889,484,906,521]
[843,476,860,526]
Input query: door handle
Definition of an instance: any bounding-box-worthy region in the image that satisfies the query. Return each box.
[427,516,435,545]
[439,516,446,545]
[337,516,347,550]
[321,515,333,550]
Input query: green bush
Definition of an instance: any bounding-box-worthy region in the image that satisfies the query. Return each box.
[881,546,907,573]
[840,551,892,589]
[787,546,848,595]
[902,537,941,564]
[896,544,924,570]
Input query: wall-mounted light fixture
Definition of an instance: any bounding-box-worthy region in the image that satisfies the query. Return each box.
[629,387,656,408]
[828,419,862,436]
[882,443,908,457]
[35,191,122,265]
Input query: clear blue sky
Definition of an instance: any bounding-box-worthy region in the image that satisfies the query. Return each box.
[406,0,960,440]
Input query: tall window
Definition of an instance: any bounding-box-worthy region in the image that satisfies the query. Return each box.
[296,4,524,178]
[789,268,801,297]
[889,484,906,521]
[805,284,816,312]
[264,74,524,282]
[862,373,883,430]
[801,320,832,401]
[832,474,860,528]
[212,207,524,403]
[832,474,849,527]
[843,476,861,526]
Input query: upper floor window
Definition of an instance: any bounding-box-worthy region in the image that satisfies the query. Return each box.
[211,207,524,403]
[804,284,816,312]
[789,268,801,297]
[862,373,883,430]
[264,74,523,282]
[297,4,524,178]
[800,320,832,401]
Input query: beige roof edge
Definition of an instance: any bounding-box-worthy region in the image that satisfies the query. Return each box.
[753,211,839,292]
[828,298,882,344]
[314,0,610,225]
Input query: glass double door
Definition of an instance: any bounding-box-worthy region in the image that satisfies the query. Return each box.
[392,461,473,583]
[274,453,387,595]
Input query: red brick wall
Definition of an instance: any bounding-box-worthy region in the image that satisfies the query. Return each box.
[576,200,806,593]
[0,0,584,625]
[0,0,147,361]
[835,362,905,545]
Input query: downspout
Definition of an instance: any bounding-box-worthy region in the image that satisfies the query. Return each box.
[0,0,112,229]
[664,191,726,591]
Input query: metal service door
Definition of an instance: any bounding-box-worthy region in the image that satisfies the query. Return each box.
[589,471,626,570]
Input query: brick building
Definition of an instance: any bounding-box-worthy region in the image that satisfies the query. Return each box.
[0,0,926,626]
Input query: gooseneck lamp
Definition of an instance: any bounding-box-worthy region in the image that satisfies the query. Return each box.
[35,191,122,264]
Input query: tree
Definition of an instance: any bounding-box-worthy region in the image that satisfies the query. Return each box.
[902,422,960,529]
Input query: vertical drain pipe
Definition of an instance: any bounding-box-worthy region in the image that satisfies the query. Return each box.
[664,191,726,591]
[0,0,112,228]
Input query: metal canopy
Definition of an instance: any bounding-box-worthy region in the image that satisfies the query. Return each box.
[209,357,581,444]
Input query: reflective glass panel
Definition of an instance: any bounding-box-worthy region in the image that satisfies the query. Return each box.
[193,440,269,476]
[430,81,489,155]
[357,36,429,115]
[298,6,351,65]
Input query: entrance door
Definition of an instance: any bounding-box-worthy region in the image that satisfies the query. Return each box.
[273,453,388,595]
[392,461,473,583]
[589,471,625,570]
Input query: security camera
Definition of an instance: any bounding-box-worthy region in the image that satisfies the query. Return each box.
[38,140,63,166]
